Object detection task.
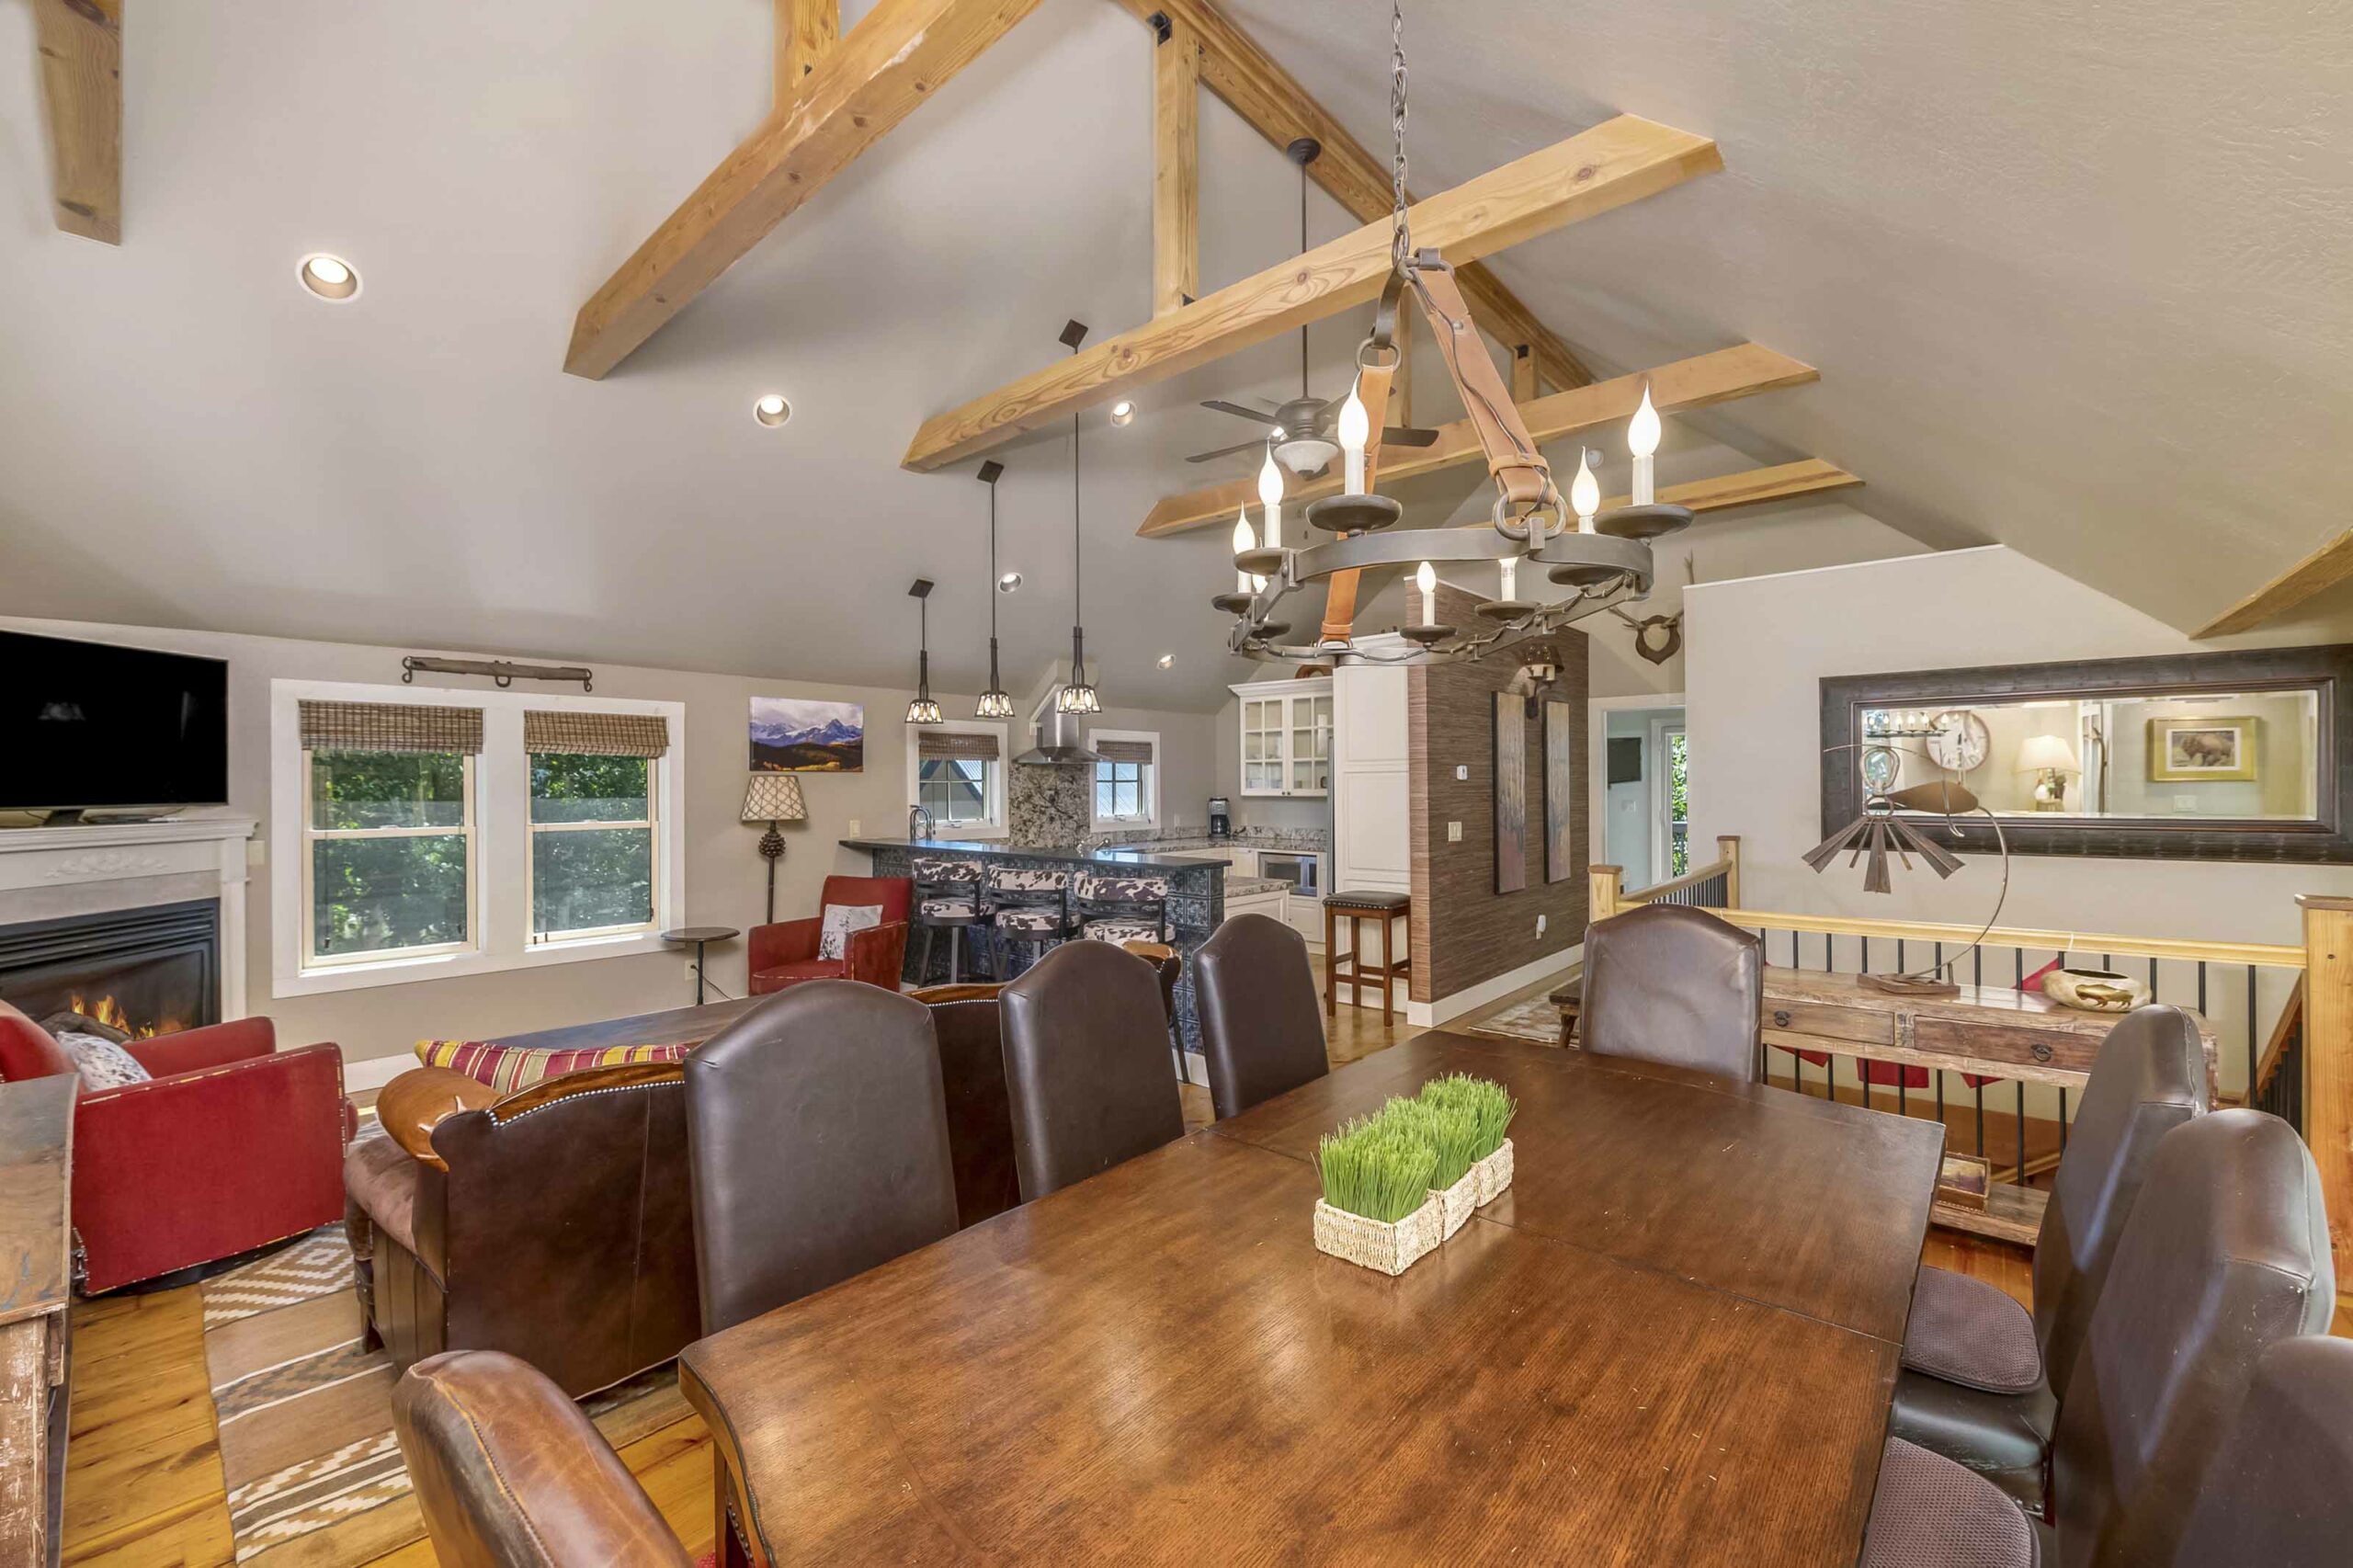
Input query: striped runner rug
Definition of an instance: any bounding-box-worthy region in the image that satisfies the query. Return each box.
[199,1223,688,1564]
[1464,992,1568,1046]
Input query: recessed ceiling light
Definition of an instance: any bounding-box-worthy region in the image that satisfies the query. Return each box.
[1157,653,1175,668]
[753,394,790,427]
[298,254,360,301]
[997,572,1022,594]
[1108,400,1137,427]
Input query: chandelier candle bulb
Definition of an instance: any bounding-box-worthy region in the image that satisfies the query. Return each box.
[1257,449,1285,550]
[1571,449,1601,532]
[1416,561,1438,624]
[1337,381,1370,495]
[1499,553,1518,600]
[1232,513,1256,595]
[1628,385,1661,507]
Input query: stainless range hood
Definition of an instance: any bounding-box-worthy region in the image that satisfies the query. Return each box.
[1014,687,1101,766]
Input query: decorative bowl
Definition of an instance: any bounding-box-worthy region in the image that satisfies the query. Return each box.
[2040,967,2151,1014]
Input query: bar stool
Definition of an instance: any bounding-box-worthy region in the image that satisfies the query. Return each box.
[1073,873,1171,946]
[1323,891,1410,1026]
[911,856,984,985]
[982,867,1072,979]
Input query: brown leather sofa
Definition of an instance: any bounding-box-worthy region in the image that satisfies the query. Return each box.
[344,1061,700,1399]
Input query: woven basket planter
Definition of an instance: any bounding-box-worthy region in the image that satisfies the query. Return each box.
[1473,1139,1516,1206]
[1313,1194,1444,1276]
[1434,1168,1479,1239]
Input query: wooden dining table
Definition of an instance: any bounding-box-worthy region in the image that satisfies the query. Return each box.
[680,1032,1946,1565]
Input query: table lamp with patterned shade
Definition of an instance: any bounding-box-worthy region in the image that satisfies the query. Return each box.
[742,774,808,924]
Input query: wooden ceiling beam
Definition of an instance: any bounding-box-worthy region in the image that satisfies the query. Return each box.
[1112,0,1593,391]
[1137,341,1811,539]
[564,0,1046,381]
[2194,529,2353,639]
[904,116,1719,471]
[1152,16,1200,317]
[775,0,840,102]
[32,0,122,245]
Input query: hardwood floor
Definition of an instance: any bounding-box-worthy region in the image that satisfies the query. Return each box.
[65,974,2033,1566]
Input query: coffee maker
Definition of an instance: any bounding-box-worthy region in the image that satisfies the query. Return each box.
[1208,796,1233,839]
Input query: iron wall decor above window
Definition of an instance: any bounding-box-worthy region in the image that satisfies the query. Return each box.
[1820,644,2353,865]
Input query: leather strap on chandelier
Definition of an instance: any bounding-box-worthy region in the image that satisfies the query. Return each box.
[1395,262,1554,515]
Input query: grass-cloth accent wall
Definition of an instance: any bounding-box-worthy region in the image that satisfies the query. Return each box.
[1408,585,1589,1004]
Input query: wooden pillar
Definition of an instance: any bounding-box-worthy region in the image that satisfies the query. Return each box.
[1588,865,1624,922]
[775,0,840,104]
[32,0,121,244]
[2295,893,2353,1331]
[1511,344,1537,403]
[1151,16,1200,318]
[1717,835,1742,909]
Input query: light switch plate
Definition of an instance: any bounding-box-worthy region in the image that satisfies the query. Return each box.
[1447,821,1463,843]
[848,819,861,836]
[1455,764,1469,781]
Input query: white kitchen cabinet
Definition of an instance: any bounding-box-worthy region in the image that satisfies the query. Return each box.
[1224,846,1259,877]
[1232,676,1333,799]
[1226,886,1287,925]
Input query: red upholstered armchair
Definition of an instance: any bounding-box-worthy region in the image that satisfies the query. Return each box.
[0,1001,349,1293]
[748,875,913,994]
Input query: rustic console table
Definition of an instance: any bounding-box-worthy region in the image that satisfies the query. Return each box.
[0,1076,76,1568]
[1555,968,2216,1244]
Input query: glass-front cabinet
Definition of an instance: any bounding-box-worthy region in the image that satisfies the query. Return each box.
[1233,676,1333,798]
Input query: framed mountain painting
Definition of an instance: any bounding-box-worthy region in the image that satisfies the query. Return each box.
[750,697,865,773]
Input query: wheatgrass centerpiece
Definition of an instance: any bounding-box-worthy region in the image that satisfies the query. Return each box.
[1312,1076,1517,1274]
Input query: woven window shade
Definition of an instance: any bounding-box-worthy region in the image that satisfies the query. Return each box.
[524,711,670,758]
[917,731,1002,762]
[299,700,483,755]
[1095,739,1154,765]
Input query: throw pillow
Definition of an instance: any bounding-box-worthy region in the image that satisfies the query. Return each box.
[56,1030,153,1093]
[817,903,885,961]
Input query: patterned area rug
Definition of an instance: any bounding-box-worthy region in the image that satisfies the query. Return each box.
[199,1224,687,1564]
[1465,991,1567,1046]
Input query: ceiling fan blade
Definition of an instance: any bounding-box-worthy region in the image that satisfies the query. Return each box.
[1381,425,1441,448]
[1185,438,1274,464]
[1200,400,1280,426]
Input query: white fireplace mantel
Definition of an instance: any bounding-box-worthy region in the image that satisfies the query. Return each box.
[0,812,259,1019]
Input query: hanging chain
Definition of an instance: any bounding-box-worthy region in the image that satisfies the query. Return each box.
[1389,0,1411,276]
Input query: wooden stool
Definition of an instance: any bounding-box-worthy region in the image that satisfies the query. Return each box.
[1322,891,1411,1026]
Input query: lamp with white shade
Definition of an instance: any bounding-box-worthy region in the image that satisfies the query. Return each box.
[742,773,808,924]
[2016,733,2081,812]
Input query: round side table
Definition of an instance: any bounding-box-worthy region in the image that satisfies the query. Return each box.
[660,926,741,1006]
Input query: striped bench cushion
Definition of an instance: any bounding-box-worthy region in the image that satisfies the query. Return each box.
[415,1038,693,1095]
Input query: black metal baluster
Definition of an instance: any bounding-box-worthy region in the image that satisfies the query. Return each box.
[2247,966,2258,1109]
[2017,1081,2029,1185]
[2059,1088,2068,1153]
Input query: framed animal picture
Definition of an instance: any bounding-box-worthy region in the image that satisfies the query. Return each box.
[2146,715,2256,783]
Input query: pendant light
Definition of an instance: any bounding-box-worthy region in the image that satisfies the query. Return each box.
[1055,320,1101,716]
[904,579,942,725]
[974,460,1015,718]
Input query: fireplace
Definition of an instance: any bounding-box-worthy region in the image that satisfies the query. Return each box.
[0,900,221,1039]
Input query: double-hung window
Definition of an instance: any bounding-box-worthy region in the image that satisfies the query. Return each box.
[908,722,1008,835]
[526,711,666,942]
[299,700,481,967]
[1091,732,1159,831]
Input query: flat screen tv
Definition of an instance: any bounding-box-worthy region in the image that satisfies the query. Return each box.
[1,630,230,815]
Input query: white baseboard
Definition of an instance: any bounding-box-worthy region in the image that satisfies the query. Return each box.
[341,1050,412,1095]
[1408,944,1583,1029]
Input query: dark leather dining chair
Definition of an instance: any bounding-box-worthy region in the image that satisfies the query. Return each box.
[685,981,960,1335]
[2162,1335,2353,1566]
[392,1348,691,1568]
[1858,1108,2335,1568]
[908,983,1022,1229]
[1577,903,1763,1082]
[998,938,1186,1200]
[1194,913,1328,1120]
[1889,1004,2208,1509]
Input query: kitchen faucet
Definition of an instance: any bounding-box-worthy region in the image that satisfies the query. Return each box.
[909,804,935,842]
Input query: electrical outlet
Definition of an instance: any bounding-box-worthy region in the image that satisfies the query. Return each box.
[246,838,267,868]
[686,956,703,982]
[1455,764,1469,781]
[847,818,861,836]
[1447,821,1462,843]
[2173,795,2197,812]
[1536,914,1547,937]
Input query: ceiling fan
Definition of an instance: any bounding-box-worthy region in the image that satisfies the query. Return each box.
[1184,139,1441,472]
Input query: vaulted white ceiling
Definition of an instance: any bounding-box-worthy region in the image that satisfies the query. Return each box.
[2,0,2347,713]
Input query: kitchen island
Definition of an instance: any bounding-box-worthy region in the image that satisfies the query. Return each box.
[841,837,1229,1060]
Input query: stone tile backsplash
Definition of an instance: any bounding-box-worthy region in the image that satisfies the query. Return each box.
[1009,764,1090,847]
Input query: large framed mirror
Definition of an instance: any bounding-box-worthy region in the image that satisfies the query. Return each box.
[1820,645,2353,863]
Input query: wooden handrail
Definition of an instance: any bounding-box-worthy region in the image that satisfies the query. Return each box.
[1593,837,1742,920]
[1626,857,1734,905]
[2253,977,2305,1099]
[1701,905,2305,973]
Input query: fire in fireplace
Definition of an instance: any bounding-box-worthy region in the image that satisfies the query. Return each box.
[0,901,220,1040]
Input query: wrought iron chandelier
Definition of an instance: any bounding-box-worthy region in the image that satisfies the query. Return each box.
[1212,1,1687,667]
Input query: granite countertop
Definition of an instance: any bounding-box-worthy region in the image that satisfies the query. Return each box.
[1224,877,1290,896]
[840,838,1232,874]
